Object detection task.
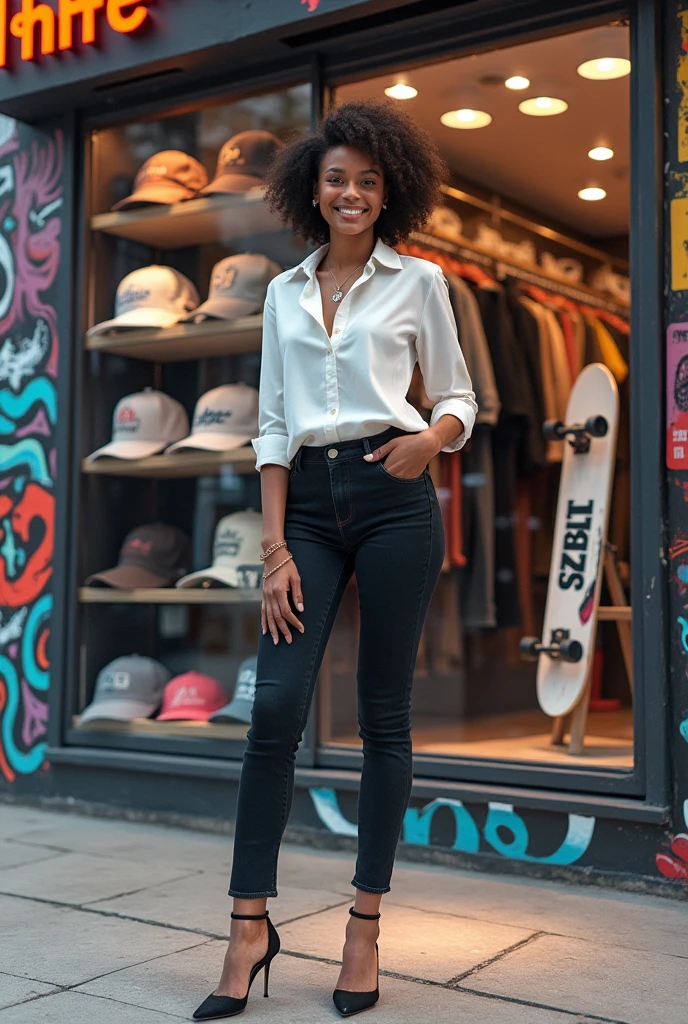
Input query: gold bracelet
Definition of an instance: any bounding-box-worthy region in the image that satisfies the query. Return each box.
[262,553,293,580]
[260,540,287,562]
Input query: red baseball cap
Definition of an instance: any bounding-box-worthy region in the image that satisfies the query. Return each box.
[156,672,228,722]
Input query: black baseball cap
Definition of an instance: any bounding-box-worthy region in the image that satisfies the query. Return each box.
[198,131,283,195]
[85,523,191,588]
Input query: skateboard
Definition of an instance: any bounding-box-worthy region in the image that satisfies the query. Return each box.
[520,363,619,718]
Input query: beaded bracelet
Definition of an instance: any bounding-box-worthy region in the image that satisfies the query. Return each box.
[260,540,287,562]
[262,553,293,581]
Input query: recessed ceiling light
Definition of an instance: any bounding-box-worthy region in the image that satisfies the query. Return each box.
[588,146,614,161]
[384,83,418,100]
[440,108,492,129]
[577,57,630,80]
[505,75,530,90]
[578,187,607,201]
[518,96,568,116]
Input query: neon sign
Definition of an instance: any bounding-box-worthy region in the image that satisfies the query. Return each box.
[0,0,152,67]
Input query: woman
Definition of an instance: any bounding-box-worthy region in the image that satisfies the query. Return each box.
[194,100,476,1020]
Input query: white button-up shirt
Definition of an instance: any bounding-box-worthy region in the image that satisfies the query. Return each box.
[251,238,477,470]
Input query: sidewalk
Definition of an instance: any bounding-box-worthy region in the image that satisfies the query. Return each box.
[0,803,685,1023]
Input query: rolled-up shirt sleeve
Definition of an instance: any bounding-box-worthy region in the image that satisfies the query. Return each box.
[251,282,291,471]
[415,270,478,452]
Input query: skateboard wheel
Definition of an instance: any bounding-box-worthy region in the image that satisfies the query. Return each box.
[558,638,583,663]
[542,419,564,442]
[519,636,540,661]
[584,415,608,438]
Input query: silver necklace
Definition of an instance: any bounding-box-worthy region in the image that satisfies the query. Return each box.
[326,260,365,302]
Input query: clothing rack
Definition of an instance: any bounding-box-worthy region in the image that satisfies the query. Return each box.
[409,230,630,319]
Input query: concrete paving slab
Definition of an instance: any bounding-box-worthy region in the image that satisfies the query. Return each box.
[0,990,187,1022]
[0,894,208,987]
[0,972,56,1010]
[387,862,688,959]
[464,932,685,1023]
[91,871,350,933]
[0,840,64,872]
[0,804,66,837]
[0,851,197,906]
[275,843,357,895]
[78,940,599,1023]
[278,901,535,984]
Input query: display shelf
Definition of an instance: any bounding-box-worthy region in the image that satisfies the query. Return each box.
[85,316,263,362]
[79,587,261,604]
[72,715,248,740]
[91,190,281,248]
[81,448,256,478]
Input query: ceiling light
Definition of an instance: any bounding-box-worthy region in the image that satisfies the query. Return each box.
[577,57,630,80]
[578,187,607,201]
[440,108,492,129]
[518,96,568,116]
[505,75,530,90]
[588,146,614,161]
[384,83,418,100]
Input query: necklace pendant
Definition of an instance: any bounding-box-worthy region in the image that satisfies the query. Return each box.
[332,289,343,303]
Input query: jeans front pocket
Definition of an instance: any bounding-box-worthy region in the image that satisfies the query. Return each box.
[376,459,427,483]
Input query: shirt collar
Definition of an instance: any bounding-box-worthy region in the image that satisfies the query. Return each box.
[283,237,402,281]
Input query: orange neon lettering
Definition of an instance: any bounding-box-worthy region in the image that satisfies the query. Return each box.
[9,0,56,60]
[58,0,105,50]
[106,0,149,34]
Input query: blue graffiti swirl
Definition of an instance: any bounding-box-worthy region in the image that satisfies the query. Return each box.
[679,616,688,654]
[0,378,57,433]
[0,652,46,774]
[0,440,51,485]
[22,593,52,692]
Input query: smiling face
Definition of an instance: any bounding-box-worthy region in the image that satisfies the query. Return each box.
[314,146,386,238]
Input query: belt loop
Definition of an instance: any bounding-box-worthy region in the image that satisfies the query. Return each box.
[295,446,303,472]
[362,436,372,455]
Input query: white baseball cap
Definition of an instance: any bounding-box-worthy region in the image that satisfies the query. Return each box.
[87,266,200,335]
[176,509,263,589]
[165,383,258,454]
[87,388,190,461]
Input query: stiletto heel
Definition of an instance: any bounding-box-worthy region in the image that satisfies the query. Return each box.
[193,911,280,1020]
[332,908,381,1018]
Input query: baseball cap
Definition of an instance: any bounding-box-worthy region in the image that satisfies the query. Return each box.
[85,523,191,588]
[157,671,228,722]
[425,205,463,243]
[87,266,200,335]
[210,656,257,724]
[198,131,283,195]
[176,509,263,589]
[181,254,282,322]
[112,150,208,210]
[87,389,189,461]
[78,655,171,725]
[165,383,258,454]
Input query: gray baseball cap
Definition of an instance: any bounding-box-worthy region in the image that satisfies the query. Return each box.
[210,655,257,724]
[181,254,282,322]
[78,655,171,725]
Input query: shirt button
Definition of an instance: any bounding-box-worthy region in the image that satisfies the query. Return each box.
[330,409,336,415]
[326,349,331,355]
[334,328,340,335]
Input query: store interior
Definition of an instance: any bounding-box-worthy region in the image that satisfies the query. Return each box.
[74,20,633,770]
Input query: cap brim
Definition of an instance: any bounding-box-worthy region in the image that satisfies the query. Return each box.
[156,707,216,722]
[111,182,198,210]
[87,439,170,461]
[197,174,264,195]
[179,297,259,322]
[87,308,183,336]
[78,698,158,725]
[176,566,240,588]
[165,432,253,454]
[84,564,173,588]
[210,701,253,724]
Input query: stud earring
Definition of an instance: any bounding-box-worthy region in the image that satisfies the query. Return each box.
[382,203,387,210]
[312,199,318,207]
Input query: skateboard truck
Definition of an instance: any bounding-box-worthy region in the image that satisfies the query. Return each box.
[543,415,608,454]
[519,628,583,663]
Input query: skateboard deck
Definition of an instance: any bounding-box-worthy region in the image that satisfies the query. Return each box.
[536,363,619,717]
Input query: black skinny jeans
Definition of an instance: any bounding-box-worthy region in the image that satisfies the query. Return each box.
[228,426,445,898]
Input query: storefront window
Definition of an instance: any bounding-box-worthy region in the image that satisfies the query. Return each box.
[320,23,633,771]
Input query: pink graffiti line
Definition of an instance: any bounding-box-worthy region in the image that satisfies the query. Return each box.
[20,678,48,747]
[301,0,320,10]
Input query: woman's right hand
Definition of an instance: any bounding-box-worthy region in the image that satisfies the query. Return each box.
[261,553,305,645]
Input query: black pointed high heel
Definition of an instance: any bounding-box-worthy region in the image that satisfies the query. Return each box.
[332,907,381,1018]
[192,911,280,1021]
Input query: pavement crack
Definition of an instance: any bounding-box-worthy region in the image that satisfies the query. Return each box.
[272,897,352,927]
[452,984,632,1024]
[446,930,545,985]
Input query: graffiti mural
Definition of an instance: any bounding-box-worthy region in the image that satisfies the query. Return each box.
[0,118,61,783]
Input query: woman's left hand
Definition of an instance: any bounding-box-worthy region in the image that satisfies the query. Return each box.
[364,430,441,479]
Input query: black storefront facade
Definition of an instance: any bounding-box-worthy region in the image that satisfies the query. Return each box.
[0,0,686,896]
